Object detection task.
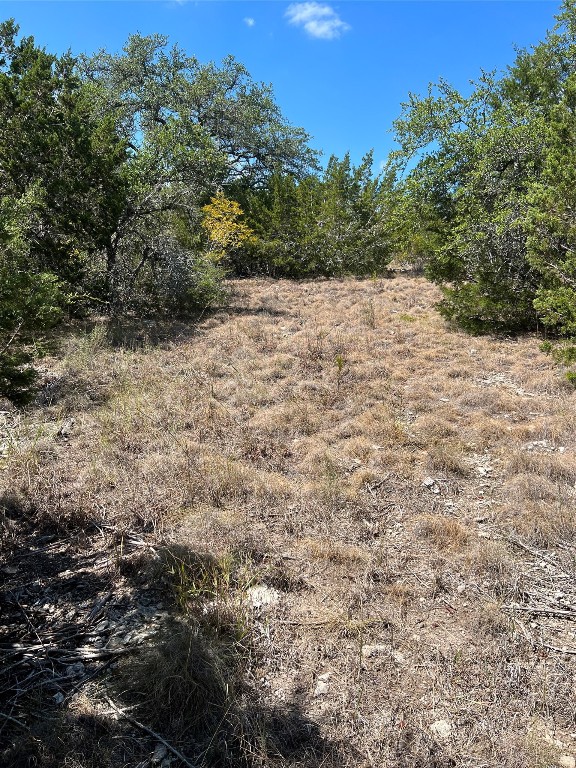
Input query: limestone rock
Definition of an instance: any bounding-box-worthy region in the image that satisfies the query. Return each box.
[430,719,452,740]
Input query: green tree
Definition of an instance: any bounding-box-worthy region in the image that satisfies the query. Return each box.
[0,20,126,402]
[310,151,390,276]
[0,184,62,404]
[236,172,321,276]
[239,153,392,278]
[0,19,127,296]
[527,103,576,338]
[387,1,576,337]
[80,34,317,308]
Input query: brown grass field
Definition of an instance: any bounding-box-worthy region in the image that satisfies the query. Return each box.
[1,274,575,767]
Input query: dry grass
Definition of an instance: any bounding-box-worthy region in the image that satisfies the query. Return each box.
[2,274,575,767]
[415,514,472,550]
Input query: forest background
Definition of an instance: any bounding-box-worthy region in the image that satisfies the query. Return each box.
[3,1,576,402]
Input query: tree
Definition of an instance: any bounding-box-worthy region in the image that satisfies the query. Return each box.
[311,151,391,276]
[0,267,61,405]
[0,19,127,296]
[0,182,62,404]
[237,153,392,278]
[80,34,318,308]
[0,20,126,402]
[202,194,255,264]
[230,172,320,276]
[387,52,541,330]
[525,108,576,332]
[386,1,576,338]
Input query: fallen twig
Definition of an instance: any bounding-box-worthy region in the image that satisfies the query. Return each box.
[15,537,72,558]
[104,695,198,768]
[366,474,391,493]
[88,592,113,624]
[4,644,130,662]
[276,617,392,628]
[512,617,576,656]
[506,537,571,576]
[504,605,576,620]
[511,617,532,643]
[53,647,131,663]
[0,711,29,730]
[11,594,43,646]
[541,643,576,656]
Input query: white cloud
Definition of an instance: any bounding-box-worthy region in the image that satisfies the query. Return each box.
[244,17,255,28]
[285,2,350,40]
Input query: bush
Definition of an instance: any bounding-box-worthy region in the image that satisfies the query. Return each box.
[0,268,62,404]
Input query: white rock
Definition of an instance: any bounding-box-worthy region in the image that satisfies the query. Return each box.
[559,756,576,768]
[314,680,329,696]
[430,719,452,740]
[247,585,280,608]
[152,743,168,763]
[362,644,388,658]
[66,662,85,677]
[422,476,440,493]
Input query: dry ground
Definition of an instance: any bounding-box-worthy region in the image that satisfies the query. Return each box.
[1,274,575,767]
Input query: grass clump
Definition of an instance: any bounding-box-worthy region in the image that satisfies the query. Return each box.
[115,618,248,766]
[416,515,471,550]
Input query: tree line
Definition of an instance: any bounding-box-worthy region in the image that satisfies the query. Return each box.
[3,2,576,403]
[386,0,576,376]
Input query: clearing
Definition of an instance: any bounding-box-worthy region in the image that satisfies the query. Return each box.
[1,275,575,767]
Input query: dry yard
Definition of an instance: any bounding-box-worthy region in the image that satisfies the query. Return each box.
[1,274,575,767]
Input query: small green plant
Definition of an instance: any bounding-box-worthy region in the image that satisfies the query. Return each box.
[566,370,576,387]
[334,353,347,390]
[160,546,255,630]
[165,549,234,611]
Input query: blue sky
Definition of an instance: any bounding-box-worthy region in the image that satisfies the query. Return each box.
[1,1,561,170]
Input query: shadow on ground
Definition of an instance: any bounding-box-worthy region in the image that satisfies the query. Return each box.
[0,502,350,767]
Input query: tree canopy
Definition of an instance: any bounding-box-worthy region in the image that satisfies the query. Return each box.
[78,33,319,310]
[0,23,321,401]
[233,151,393,278]
[386,0,576,345]
[0,20,125,402]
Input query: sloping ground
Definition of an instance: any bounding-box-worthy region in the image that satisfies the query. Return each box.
[1,275,575,767]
